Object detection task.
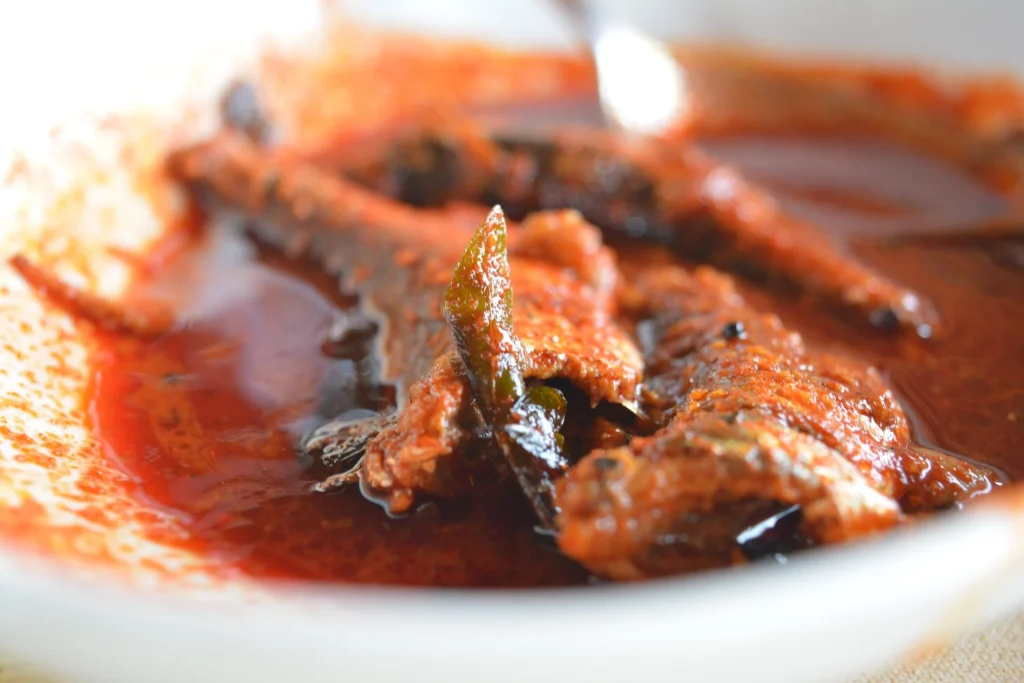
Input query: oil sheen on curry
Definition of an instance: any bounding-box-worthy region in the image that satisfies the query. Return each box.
[20,44,1024,587]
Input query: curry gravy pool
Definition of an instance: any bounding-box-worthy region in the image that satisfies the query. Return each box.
[89,124,1021,585]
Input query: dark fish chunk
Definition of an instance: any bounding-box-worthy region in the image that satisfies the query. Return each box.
[169,132,475,401]
[169,134,642,512]
[333,125,939,337]
[557,413,902,580]
[358,211,642,515]
[554,263,1002,580]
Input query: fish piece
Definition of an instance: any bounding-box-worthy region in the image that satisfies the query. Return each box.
[171,134,638,404]
[514,209,619,307]
[332,125,938,336]
[361,210,642,515]
[355,203,541,516]
[305,409,396,492]
[554,262,1002,579]
[169,133,473,400]
[627,264,999,509]
[10,255,174,337]
[557,413,902,580]
[359,355,486,513]
[169,135,643,511]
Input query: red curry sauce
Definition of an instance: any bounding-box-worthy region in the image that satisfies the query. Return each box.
[89,48,1024,588]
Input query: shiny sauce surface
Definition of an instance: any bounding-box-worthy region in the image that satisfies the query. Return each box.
[91,102,1024,587]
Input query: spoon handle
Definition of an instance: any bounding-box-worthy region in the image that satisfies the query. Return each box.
[548,0,690,136]
[549,0,599,42]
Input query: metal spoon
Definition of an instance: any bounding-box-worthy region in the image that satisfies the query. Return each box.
[551,0,690,137]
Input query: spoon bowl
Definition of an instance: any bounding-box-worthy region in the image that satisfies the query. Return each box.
[551,0,690,136]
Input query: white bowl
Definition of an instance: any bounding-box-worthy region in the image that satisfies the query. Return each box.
[0,2,1022,683]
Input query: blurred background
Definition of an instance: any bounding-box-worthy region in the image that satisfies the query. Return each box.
[341,0,1024,69]
[1,0,1023,132]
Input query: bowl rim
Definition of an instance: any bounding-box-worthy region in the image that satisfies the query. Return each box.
[0,491,1021,683]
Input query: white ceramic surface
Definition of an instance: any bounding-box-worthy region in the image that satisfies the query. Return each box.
[0,2,1023,683]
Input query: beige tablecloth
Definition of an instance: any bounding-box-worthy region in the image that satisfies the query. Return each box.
[2,613,1021,683]
[853,614,1024,683]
